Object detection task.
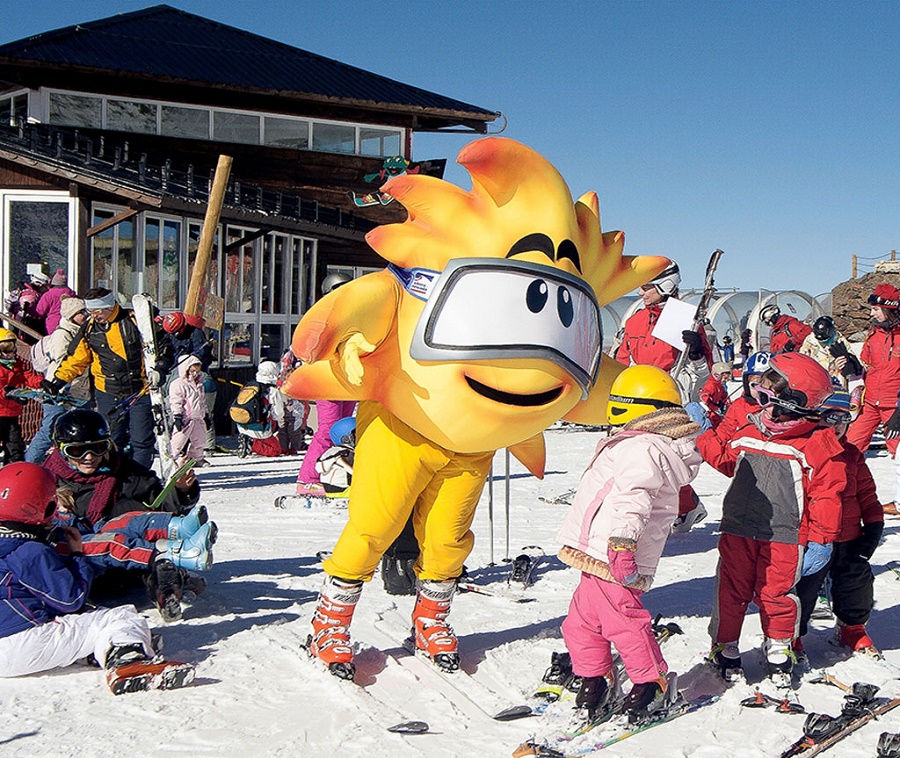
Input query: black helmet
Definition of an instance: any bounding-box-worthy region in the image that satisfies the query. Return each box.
[53,409,110,445]
[812,315,836,342]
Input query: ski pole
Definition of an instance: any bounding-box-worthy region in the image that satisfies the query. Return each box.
[487,461,494,566]
[504,448,511,563]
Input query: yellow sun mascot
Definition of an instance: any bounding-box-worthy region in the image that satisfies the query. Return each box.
[283,137,667,679]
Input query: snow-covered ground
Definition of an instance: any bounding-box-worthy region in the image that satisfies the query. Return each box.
[3,425,900,758]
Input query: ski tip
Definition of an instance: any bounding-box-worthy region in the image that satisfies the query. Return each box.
[493,704,534,721]
[387,720,429,734]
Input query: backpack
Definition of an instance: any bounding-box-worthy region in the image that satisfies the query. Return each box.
[229,381,267,425]
[315,445,354,493]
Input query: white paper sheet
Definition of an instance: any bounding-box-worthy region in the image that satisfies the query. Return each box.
[650,297,696,350]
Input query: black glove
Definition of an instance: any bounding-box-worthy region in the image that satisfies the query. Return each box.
[4,386,26,404]
[783,341,796,352]
[885,408,900,440]
[173,414,184,432]
[40,377,64,396]
[681,330,704,361]
[854,521,884,560]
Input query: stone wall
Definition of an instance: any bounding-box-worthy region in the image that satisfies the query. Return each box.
[832,269,900,341]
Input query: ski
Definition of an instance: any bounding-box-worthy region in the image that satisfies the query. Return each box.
[274,493,349,509]
[106,657,195,695]
[886,560,900,581]
[671,248,725,390]
[538,489,576,506]
[131,294,176,479]
[147,457,196,511]
[779,683,900,757]
[6,387,88,408]
[457,581,537,603]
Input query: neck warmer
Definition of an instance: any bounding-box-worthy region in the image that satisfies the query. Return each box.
[620,407,700,439]
[752,407,806,436]
[43,447,120,525]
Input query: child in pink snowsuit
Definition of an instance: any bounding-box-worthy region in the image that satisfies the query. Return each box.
[296,399,356,494]
[168,355,208,464]
[556,365,701,721]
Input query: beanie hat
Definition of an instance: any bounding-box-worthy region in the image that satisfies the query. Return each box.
[712,362,732,376]
[869,283,900,309]
[59,296,85,320]
[51,269,67,286]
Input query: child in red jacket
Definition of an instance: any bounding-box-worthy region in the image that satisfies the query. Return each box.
[0,328,43,462]
[698,361,732,429]
[698,353,845,687]
[794,389,884,658]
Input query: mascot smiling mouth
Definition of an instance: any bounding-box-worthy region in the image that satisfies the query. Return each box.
[465,375,563,407]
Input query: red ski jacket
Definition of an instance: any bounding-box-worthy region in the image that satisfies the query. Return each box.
[615,304,712,370]
[837,441,883,542]
[769,315,812,354]
[0,358,42,417]
[858,323,900,408]
[699,375,729,427]
[698,414,845,546]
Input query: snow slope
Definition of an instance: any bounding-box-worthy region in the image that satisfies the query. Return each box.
[3,427,900,758]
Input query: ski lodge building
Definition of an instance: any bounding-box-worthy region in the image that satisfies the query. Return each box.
[0,5,498,384]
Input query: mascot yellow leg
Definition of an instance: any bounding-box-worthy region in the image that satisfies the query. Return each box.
[313,400,493,676]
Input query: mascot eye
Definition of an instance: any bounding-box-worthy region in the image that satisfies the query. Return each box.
[557,287,574,327]
[526,279,549,313]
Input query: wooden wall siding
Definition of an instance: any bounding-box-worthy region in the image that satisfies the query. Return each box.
[0,161,65,189]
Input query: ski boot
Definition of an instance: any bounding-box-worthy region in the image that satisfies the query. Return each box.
[155,521,217,571]
[623,674,672,725]
[104,642,195,695]
[534,651,573,702]
[412,578,459,672]
[166,505,208,540]
[380,554,417,596]
[763,637,796,689]
[575,672,617,722]
[834,621,880,657]
[878,731,900,758]
[708,641,744,682]
[145,557,184,623]
[307,575,362,680]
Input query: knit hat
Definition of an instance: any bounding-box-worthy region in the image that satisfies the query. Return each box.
[869,283,900,309]
[712,361,733,376]
[59,296,85,320]
[51,269,67,286]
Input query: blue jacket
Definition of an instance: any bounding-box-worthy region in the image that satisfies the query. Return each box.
[0,529,95,638]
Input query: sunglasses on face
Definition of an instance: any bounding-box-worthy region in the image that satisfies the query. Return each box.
[60,439,111,460]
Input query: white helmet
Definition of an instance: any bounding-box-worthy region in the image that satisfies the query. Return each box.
[649,261,681,297]
[760,303,781,326]
[322,272,352,295]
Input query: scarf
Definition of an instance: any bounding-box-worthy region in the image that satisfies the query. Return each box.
[43,448,120,526]
[620,406,700,439]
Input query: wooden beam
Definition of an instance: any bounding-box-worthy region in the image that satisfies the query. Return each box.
[222,227,268,254]
[185,154,233,318]
[86,207,139,238]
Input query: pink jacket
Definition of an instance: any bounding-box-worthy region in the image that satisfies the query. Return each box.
[34,286,76,334]
[556,425,701,589]
[168,355,206,421]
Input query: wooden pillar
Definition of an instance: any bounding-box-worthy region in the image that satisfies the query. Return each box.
[852,254,857,279]
[184,155,233,320]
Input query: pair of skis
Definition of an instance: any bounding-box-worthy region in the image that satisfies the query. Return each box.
[779,681,900,757]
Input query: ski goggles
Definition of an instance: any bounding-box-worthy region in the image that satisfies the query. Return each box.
[749,382,813,417]
[398,258,602,400]
[818,408,851,426]
[59,439,111,460]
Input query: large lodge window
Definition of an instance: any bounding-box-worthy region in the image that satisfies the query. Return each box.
[37,89,404,158]
[90,205,315,367]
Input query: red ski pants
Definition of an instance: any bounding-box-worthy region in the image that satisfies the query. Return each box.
[709,533,802,643]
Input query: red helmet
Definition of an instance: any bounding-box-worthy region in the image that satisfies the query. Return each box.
[0,463,58,526]
[868,284,900,310]
[768,353,834,414]
[162,311,187,334]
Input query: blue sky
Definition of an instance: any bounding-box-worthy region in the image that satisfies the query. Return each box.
[6,1,900,296]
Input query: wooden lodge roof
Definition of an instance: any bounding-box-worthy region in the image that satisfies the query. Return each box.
[0,5,499,132]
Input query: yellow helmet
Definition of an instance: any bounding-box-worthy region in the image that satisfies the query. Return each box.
[0,327,15,343]
[607,365,682,426]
